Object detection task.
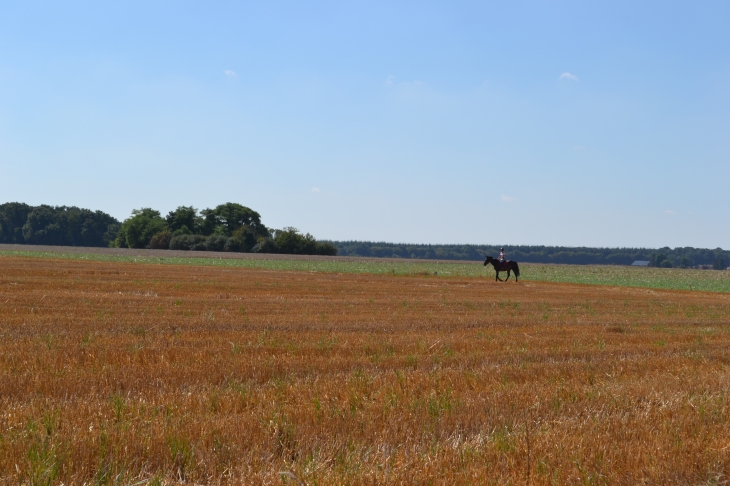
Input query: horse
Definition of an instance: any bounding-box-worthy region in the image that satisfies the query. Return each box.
[484,256,520,282]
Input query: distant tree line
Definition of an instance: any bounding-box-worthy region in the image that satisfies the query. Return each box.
[2,202,726,266]
[330,241,730,269]
[0,202,337,256]
[114,203,337,256]
[0,202,118,247]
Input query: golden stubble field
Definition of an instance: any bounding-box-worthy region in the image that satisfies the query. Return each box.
[1,256,730,485]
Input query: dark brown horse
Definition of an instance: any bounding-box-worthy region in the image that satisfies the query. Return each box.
[484,256,520,282]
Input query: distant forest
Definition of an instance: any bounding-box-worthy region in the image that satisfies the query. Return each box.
[0,202,118,247]
[1,202,727,268]
[330,241,729,269]
[0,202,336,256]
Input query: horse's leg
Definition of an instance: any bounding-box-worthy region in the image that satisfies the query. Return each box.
[505,270,511,282]
[495,270,502,282]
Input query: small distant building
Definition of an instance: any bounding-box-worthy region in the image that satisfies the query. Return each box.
[631,260,650,267]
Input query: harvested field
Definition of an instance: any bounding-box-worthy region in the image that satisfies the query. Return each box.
[1,255,730,484]
[4,244,730,293]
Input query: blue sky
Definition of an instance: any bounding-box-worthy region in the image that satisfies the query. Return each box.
[1,1,729,248]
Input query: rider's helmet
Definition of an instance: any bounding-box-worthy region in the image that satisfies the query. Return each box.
[501,247,504,251]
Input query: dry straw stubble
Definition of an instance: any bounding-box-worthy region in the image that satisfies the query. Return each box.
[0,256,730,484]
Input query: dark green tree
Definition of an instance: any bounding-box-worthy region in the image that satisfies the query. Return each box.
[270,227,337,255]
[149,230,173,249]
[104,224,120,246]
[201,203,268,237]
[166,206,201,235]
[116,208,168,249]
[22,205,66,245]
[25,206,114,246]
[231,225,260,252]
[66,208,119,247]
[652,253,673,268]
[251,237,278,254]
[0,202,33,243]
[169,234,207,251]
[274,227,316,254]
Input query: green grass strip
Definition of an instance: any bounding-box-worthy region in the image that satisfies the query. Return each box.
[2,249,730,293]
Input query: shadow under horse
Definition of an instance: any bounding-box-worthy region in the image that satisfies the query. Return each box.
[484,256,521,282]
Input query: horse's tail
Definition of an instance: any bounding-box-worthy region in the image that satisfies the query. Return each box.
[513,262,520,277]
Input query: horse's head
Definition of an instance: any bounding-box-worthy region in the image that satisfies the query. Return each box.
[484,255,493,266]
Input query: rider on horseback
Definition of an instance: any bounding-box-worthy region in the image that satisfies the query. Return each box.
[484,251,520,282]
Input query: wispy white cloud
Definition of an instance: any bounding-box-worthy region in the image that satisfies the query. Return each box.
[224,69,237,78]
[311,187,320,193]
[501,195,516,202]
[573,145,586,151]
[559,72,579,82]
[385,76,428,89]
[665,210,675,215]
